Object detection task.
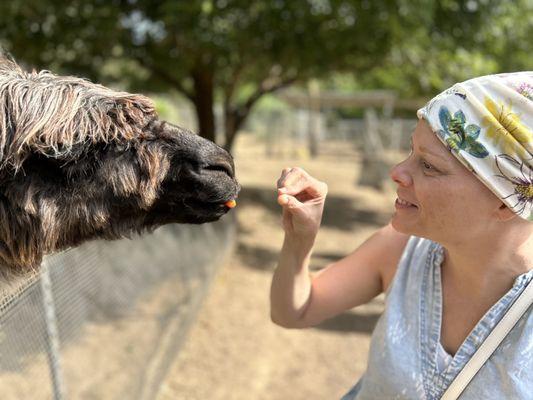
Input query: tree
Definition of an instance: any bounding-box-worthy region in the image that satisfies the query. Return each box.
[0,0,409,149]
[354,0,533,99]
[1,0,525,149]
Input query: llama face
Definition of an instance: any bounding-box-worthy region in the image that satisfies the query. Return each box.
[0,54,239,275]
[141,119,240,225]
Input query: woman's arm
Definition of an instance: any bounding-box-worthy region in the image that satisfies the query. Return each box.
[270,168,409,329]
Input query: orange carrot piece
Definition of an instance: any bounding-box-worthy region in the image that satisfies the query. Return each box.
[225,199,237,208]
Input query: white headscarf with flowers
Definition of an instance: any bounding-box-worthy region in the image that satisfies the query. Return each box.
[417,71,533,221]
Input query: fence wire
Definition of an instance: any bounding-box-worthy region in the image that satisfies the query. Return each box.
[0,217,235,400]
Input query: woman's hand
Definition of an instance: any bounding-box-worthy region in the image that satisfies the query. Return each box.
[276,167,328,248]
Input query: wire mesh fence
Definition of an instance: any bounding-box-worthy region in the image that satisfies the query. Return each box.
[0,216,235,400]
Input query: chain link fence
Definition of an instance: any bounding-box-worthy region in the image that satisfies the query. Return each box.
[0,216,235,400]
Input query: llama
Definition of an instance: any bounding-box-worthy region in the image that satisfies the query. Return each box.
[0,53,240,278]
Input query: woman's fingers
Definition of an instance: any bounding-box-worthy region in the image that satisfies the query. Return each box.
[277,167,327,198]
[276,167,293,189]
[276,168,328,240]
[280,179,327,198]
[277,193,303,209]
[277,167,307,190]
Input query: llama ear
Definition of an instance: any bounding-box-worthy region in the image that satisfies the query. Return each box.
[0,47,16,64]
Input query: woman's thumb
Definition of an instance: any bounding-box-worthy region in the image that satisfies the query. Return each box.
[277,194,302,209]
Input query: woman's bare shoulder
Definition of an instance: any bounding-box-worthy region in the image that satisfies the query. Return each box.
[373,223,411,292]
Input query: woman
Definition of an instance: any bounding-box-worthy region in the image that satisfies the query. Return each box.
[270,72,532,399]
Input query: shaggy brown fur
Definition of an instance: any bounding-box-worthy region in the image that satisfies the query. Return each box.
[0,53,239,278]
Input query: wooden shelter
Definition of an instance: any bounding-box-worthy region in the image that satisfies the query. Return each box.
[278,85,426,189]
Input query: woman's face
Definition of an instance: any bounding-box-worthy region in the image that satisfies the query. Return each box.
[390,119,502,245]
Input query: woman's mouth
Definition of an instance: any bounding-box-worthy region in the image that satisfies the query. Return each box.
[395,197,418,210]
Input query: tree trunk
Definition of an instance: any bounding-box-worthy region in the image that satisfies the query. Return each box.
[224,107,251,151]
[206,73,298,150]
[192,68,216,143]
[224,131,237,151]
[223,110,239,151]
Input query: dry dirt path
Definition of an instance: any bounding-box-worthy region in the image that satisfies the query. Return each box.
[157,135,398,400]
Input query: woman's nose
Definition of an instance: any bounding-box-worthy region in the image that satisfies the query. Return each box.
[389,160,412,187]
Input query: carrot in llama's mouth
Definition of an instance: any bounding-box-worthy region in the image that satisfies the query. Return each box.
[225,199,237,209]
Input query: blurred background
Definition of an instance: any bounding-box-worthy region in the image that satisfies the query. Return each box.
[0,1,531,399]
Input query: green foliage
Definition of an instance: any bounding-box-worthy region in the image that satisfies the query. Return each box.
[0,0,127,80]
[0,0,530,147]
[0,0,404,146]
[356,0,533,97]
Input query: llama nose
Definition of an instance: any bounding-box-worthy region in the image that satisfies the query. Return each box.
[203,159,235,178]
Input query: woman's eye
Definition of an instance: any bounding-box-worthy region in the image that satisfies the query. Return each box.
[421,160,434,171]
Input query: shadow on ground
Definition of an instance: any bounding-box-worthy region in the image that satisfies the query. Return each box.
[236,243,349,272]
[235,241,383,334]
[314,311,380,334]
[236,243,278,271]
[235,184,388,335]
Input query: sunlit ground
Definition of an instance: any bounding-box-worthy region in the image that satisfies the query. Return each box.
[157,132,401,400]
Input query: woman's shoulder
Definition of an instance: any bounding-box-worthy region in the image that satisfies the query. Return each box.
[399,235,440,267]
[386,235,442,293]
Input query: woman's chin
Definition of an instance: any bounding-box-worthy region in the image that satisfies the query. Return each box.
[391,213,417,235]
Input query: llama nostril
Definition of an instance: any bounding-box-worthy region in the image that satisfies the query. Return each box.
[203,161,234,177]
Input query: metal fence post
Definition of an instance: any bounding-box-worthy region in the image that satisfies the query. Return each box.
[40,259,66,400]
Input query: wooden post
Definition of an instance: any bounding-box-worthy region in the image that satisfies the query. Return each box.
[40,260,66,400]
[357,108,389,190]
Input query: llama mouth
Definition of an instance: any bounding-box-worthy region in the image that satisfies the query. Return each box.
[145,199,231,225]
[224,199,237,209]
[185,197,236,216]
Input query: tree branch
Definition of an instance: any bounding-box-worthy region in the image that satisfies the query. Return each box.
[240,74,299,116]
[134,56,195,102]
[222,63,245,107]
[223,74,299,149]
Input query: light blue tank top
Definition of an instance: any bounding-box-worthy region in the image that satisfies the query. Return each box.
[342,236,532,400]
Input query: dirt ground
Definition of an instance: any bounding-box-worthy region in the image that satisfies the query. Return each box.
[157,134,400,400]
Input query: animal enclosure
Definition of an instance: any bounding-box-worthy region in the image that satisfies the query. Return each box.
[0,218,235,400]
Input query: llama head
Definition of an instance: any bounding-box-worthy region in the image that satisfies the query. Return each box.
[0,54,240,276]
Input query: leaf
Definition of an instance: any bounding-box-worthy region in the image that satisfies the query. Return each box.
[453,110,466,125]
[439,107,452,132]
[448,129,463,145]
[496,153,522,168]
[465,124,481,139]
[465,137,489,158]
[446,137,460,151]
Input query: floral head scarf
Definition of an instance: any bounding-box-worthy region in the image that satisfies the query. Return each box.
[417,72,533,221]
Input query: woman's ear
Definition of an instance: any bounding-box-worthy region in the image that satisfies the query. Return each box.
[494,202,517,222]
